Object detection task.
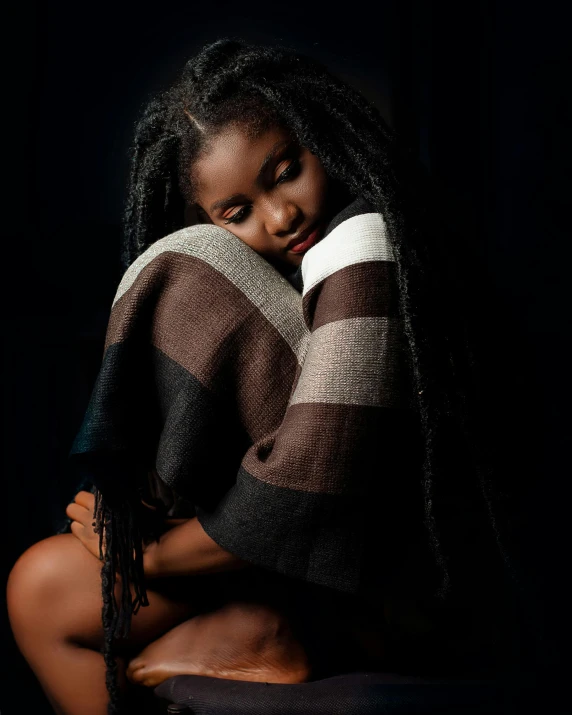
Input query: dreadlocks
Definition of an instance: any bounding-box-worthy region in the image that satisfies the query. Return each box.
[96,37,514,713]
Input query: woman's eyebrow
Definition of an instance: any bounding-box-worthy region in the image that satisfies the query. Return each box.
[255,139,292,185]
[209,139,292,214]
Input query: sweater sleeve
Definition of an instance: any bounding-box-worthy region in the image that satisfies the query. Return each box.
[195,204,419,593]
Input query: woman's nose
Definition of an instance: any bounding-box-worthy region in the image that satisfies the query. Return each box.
[263,200,303,237]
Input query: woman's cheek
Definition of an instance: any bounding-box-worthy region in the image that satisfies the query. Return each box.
[304,156,330,210]
[226,222,268,254]
[290,166,329,214]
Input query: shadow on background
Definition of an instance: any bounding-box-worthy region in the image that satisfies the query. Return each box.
[2,1,569,712]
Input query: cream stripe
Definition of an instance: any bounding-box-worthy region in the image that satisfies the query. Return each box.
[301,213,396,297]
[114,225,310,364]
[289,316,405,408]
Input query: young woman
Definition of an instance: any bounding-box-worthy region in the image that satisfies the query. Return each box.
[7,38,514,715]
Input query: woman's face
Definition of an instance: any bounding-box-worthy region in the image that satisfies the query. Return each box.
[191,123,338,272]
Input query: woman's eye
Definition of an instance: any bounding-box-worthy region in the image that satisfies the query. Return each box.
[223,206,252,225]
[276,158,301,184]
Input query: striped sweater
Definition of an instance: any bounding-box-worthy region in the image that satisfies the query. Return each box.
[70,197,423,596]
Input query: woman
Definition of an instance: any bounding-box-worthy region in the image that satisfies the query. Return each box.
[7,38,513,715]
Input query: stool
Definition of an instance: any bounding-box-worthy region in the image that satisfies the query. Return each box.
[153,671,509,714]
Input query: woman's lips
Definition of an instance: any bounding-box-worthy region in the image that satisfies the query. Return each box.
[287,225,322,254]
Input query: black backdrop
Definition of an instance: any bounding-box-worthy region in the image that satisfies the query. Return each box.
[2,2,569,713]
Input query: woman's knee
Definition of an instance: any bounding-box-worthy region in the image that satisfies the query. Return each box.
[7,532,197,653]
[7,533,103,639]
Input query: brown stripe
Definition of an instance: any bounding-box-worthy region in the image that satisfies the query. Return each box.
[106,252,298,441]
[303,261,399,331]
[242,401,418,495]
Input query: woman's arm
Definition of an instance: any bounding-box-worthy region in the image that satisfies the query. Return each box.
[66,491,248,578]
[143,516,249,579]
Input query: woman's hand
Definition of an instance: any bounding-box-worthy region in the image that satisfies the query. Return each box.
[66,490,104,560]
[66,491,191,561]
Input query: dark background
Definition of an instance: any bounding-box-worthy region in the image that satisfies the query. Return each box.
[2,1,569,713]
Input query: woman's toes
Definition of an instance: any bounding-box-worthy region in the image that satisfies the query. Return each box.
[128,662,168,688]
[126,659,145,684]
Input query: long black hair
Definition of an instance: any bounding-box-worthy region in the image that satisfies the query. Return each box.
[96,37,517,712]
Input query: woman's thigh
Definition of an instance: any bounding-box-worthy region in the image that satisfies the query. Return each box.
[6,533,201,656]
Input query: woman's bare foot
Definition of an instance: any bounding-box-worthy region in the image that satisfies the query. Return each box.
[126,601,311,688]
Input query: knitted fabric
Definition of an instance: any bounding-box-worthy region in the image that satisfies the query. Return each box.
[69,196,426,710]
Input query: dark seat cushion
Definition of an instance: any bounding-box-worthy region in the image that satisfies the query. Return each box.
[154,671,509,714]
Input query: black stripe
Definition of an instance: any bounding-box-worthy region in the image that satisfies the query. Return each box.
[69,343,249,510]
[196,466,365,593]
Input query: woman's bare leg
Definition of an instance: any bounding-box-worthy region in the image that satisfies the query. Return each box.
[7,533,200,714]
[7,534,312,714]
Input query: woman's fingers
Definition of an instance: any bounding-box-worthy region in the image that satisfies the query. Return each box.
[70,520,84,537]
[73,490,96,510]
[65,501,91,526]
[69,516,104,559]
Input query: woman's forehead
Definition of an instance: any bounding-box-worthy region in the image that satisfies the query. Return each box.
[192,124,293,207]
